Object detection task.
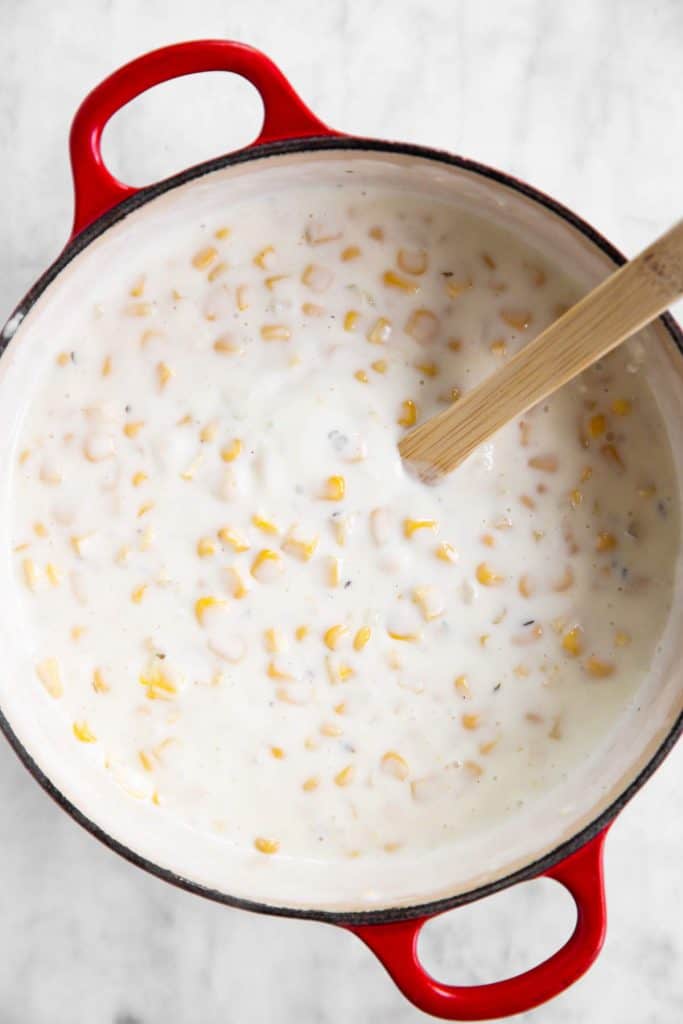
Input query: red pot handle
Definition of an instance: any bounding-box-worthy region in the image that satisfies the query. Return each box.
[68,39,340,238]
[348,829,608,1020]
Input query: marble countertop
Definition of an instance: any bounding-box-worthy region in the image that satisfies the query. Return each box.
[0,1,681,1021]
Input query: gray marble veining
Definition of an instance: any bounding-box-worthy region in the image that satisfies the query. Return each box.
[0,0,681,1021]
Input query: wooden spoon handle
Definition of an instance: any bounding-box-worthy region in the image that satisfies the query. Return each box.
[399,219,683,480]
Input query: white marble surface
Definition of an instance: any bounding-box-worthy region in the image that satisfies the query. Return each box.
[0,0,681,1021]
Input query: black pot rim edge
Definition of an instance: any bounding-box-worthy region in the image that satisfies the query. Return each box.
[1,134,681,927]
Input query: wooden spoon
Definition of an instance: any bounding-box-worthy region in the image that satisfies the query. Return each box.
[399,219,683,481]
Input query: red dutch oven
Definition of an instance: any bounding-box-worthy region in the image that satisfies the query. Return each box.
[1,40,681,1021]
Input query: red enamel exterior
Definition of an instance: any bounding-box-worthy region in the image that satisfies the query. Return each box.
[66,40,610,1020]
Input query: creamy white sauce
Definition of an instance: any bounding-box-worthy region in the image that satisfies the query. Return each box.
[9,185,678,864]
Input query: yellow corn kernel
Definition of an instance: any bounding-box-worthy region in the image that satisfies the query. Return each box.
[585,656,615,678]
[73,721,96,743]
[368,225,384,240]
[353,626,371,651]
[123,420,144,439]
[254,245,275,269]
[260,324,291,342]
[138,750,154,772]
[199,421,219,444]
[367,316,392,345]
[476,562,505,586]
[327,556,341,588]
[415,360,440,378]
[454,674,471,698]
[295,625,309,642]
[562,627,583,657]
[36,657,63,698]
[282,530,318,561]
[354,369,369,383]
[207,261,228,282]
[387,629,422,643]
[214,226,230,240]
[481,533,495,548]
[137,501,154,518]
[340,312,359,336]
[270,746,285,760]
[252,514,279,535]
[320,722,343,738]
[56,351,71,367]
[518,574,533,598]
[129,275,145,298]
[324,624,349,651]
[250,548,283,580]
[262,274,287,293]
[233,285,249,312]
[195,596,226,624]
[412,586,444,622]
[264,628,287,654]
[371,359,388,374]
[601,442,624,469]
[131,584,147,604]
[435,542,458,563]
[192,246,218,270]
[569,488,583,509]
[341,245,360,261]
[100,354,113,378]
[445,278,473,299]
[19,449,31,465]
[397,248,428,275]
[224,566,248,599]
[321,475,346,502]
[33,522,47,538]
[196,537,216,558]
[403,518,438,539]
[126,302,152,317]
[139,661,177,699]
[334,764,354,787]
[219,438,242,463]
[92,668,109,694]
[615,629,631,647]
[45,562,61,586]
[267,660,293,681]
[528,453,558,472]
[500,308,531,330]
[406,307,440,345]
[22,558,38,590]
[490,339,507,357]
[382,269,419,294]
[611,398,632,416]
[254,837,280,854]
[397,399,417,427]
[462,713,480,731]
[302,776,319,792]
[596,531,617,552]
[381,751,409,781]
[131,471,147,488]
[213,335,240,355]
[218,526,250,553]
[589,414,606,438]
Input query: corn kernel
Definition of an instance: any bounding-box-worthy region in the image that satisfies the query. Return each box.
[344,309,359,332]
[252,514,279,535]
[36,657,63,698]
[397,399,417,427]
[387,629,422,642]
[208,261,228,282]
[462,713,480,731]
[192,246,218,270]
[596,531,617,552]
[489,339,507,357]
[254,837,279,854]
[397,248,428,275]
[354,369,369,383]
[137,501,154,518]
[264,628,287,654]
[445,278,472,299]
[214,335,241,355]
[56,351,70,366]
[302,776,319,792]
[224,566,248,599]
[321,475,345,502]
[611,398,632,416]
[562,627,583,657]
[381,751,409,780]
[353,626,371,651]
[22,558,38,590]
[404,518,438,539]
[123,421,145,439]
[454,674,471,698]
[405,307,439,344]
[334,764,354,787]
[371,359,388,374]
[196,537,216,558]
[589,414,606,438]
[126,302,152,317]
[92,668,109,694]
[195,595,226,624]
[101,355,112,377]
[324,624,349,651]
[214,226,230,240]
[601,442,624,468]
[218,526,250,553]
[327,556,341,588]
[132,471,148,487]
[73,721,96,743]
[138,750,154,772]
[341,245,360,261]
[45,562,61,586]
[476,562,505,586]
[250,549,283,581]
[295,625,309,642]
[260,324,291,342]
[500,308,531,330]
[615,630,631,647]
[529,454,558,472]
[435,542,458,563]
[217,438,242,464]
[199,420,219,444]
[131,584,147,604]
[415,360,440,378]
[254,245,275,269]
[267,660,293,681]
[382,269,419,294]
[518,574,533,598]
[367,317,392,345]
[270,746,285,760]
[320,722,343,738]
[585,656,615,678]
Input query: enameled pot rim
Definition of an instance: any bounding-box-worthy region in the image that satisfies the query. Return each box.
[1,135,681,925]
